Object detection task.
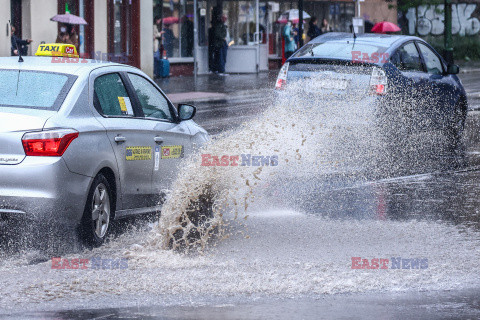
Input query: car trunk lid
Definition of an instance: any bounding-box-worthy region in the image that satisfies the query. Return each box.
[0,109,52,165]
[286,58,375,97]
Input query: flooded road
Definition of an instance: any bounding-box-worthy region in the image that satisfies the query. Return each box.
[1,73,480,319]
[2,165,480,319]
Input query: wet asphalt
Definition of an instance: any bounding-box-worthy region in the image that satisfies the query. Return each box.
[2,72,480,319]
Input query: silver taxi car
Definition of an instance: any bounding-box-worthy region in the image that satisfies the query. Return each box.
[0,45,208,246]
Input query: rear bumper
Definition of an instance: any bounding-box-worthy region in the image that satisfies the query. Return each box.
[275,89,381,121]
[0,157,93,227]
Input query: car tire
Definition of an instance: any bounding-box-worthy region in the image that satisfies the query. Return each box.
[169,188,215,249]
[79,174,113,248]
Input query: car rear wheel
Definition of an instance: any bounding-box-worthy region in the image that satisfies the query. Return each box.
[79,174,113,247]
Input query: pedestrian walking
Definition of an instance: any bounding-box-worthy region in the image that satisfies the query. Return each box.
[153,16,164,54]
[208,25,214,73]
[10,26,32,56]
[221,15,229,73]
[321,18,332,33]
[181,15,194,57]
[307,17,322,41]
[283,21,296,59]
[211,7,227,75]
[162,24,175,58]
[292,23,300,49]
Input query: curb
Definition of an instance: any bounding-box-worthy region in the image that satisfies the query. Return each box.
[168,88,272,104]
[460,68,480,73]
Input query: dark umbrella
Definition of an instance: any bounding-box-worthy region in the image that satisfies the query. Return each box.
[50,13,87,25]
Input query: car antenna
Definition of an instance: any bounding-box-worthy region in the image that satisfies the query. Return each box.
[16,43,24,62]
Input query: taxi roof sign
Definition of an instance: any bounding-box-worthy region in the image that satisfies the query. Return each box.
[35,43,78,58]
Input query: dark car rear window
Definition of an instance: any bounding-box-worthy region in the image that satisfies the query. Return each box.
[294,41,389,61]
[0,70,77,110]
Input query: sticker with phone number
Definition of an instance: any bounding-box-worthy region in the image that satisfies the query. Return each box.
[161,145,183,159]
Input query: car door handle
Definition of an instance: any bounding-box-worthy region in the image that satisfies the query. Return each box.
[154,136,164,144]
[114,136,127,143]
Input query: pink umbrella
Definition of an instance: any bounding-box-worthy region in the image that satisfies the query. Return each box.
[371,21,401,34]
[163,17,179,25]
[277,18,306,24]
[50,13,87,25]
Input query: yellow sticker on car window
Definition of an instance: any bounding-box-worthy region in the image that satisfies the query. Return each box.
[161,145,183,159]
[126,147,152,161]
[118,97,134,115]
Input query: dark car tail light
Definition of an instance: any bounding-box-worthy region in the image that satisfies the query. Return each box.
[22,129,79,157]
[275,62,290,90]
[370,67,388,95]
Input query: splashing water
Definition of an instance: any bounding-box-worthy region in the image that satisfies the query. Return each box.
[0,74,478,312]
[145,77,415,252]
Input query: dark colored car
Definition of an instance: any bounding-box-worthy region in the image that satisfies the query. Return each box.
[275,33,467,146]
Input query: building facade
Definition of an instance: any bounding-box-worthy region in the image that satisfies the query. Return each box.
[1,0,397,77]
[2,0,154,77]
[152,0,397,75]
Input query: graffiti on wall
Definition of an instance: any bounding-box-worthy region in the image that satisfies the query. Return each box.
[406,4,480,36]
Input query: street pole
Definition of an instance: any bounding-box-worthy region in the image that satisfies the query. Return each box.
[193,0,198,85]
[357,0,360,19]
[444,0,454,65]
[298,0,304,47]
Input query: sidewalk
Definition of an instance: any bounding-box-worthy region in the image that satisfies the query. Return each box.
[154,71,278,103]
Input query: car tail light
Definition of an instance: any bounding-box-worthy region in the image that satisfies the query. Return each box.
[22,129,79,157]
[275,62,289,90]
[370,67,388,95]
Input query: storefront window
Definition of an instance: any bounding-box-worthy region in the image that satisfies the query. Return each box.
[154,0,354,59]
[154,0,194,58]
[226,1,258,46]
[266,1,355,57]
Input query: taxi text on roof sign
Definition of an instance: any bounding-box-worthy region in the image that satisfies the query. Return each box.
[35,43,78,58]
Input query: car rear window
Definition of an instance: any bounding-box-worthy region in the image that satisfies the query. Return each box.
[0,70,76,110]
[294,41,388,61]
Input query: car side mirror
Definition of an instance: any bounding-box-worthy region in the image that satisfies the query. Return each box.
[447,64,459,74]
[178,104,196,121]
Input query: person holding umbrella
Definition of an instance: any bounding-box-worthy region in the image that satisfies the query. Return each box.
[56,24,79,50]
[162,23,175,58]
[50,12,87,51]
[283,21,296,59]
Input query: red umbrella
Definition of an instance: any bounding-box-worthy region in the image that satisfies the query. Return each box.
[371,21,401,34]
[162,17,179,25]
